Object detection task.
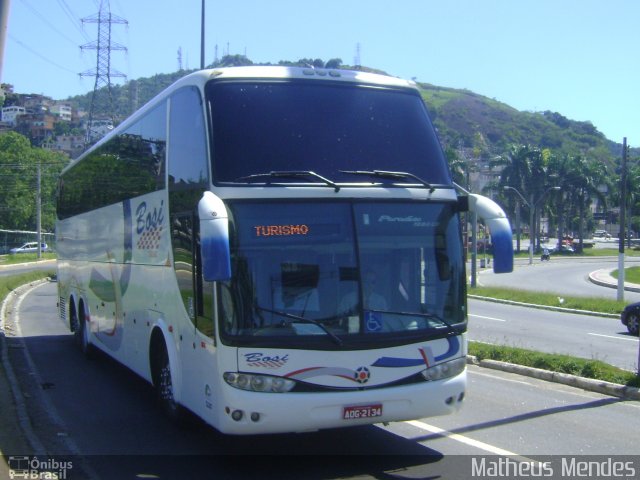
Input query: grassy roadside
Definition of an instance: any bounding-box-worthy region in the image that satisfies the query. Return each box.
[468,285,640,387]
[0,271,55,306]
[611,266,640,284]
[469,286,626,314]
[579,247,640,257]
[0,253,56,266]
[469,342,640,388]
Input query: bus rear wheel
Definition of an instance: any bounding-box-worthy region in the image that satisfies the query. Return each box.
[72,302,93,357]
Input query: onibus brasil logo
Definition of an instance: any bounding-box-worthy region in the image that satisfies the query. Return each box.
[8,456,73,479]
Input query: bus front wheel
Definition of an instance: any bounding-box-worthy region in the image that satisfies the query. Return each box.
[151,337,184,422]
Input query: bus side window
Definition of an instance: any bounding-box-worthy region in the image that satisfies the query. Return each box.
[168,86,214,340]
[170,212,215,340]
[171,213,197,321]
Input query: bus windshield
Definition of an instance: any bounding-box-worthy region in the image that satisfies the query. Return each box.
[206,80,450,186]
[218,201,466,348]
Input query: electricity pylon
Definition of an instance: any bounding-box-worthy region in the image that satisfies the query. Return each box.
[79,0,127,144]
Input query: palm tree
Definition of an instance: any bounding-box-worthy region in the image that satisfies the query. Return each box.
[547,153,572,251]
[495,144,553,252]
[549,154,608,252]
[445,146,466,187]
[574,157,608,251]
[627,163,640,240]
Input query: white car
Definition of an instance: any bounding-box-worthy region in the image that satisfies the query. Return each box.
[9,242,48,254]
[593,230,611,239]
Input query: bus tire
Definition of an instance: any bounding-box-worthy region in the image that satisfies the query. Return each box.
[151,336,184,422]
[76,301,94,357]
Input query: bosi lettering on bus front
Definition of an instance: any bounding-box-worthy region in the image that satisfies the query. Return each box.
[244,352,290,368]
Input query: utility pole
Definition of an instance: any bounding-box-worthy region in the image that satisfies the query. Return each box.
[200,0,205,69]
[617,137,627,302]
[0,0,11,85]
[470,211,477,287]
[36,162,41,259]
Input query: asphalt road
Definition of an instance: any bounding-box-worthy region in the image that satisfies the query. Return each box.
[4,281,640,480]
[0,258,56,277]
[469,254,640,372]
[475,255,640,302]
[468,299,639,371]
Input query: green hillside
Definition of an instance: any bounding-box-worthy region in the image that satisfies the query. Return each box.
[418,83,615,164]
[67,55,626,167]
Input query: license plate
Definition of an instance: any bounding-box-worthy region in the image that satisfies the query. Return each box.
[342,404,383,420]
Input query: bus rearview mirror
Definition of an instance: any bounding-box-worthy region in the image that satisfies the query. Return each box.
[199,192,232,281]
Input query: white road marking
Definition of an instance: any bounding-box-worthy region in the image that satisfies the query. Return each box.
[468,368,534,386]
[588,332,638,342]
[406,420,531,459]
[469,314,507,322]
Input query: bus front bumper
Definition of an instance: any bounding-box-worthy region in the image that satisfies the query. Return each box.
[215,370,466,435]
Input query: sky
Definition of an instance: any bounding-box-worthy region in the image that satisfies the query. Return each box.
[1,0,638,143]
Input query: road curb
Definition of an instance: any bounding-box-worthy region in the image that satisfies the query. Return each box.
[0,258,56,269]
[467,356,640,401]
[588,268,640,293]
[0,280,51,461]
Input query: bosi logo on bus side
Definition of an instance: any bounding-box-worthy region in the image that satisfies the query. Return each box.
[135,200,165,251]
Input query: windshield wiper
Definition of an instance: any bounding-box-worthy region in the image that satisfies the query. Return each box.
[339,170,435,193]
[255,305,343,346]
[236,170,340,192]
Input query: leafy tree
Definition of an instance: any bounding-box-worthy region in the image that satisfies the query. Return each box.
[325,58,342,69]
[214,54,253,68]
[0,132,68,232]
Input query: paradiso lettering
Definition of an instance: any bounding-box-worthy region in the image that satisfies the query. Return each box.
[254,224,309,237]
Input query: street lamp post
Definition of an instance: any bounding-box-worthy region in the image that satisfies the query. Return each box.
[504,186,560,265]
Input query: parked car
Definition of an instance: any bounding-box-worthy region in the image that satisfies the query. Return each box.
[620,302,640,336]
[551,244,574,254]
[9,242,48,254]
[593,230,611,239]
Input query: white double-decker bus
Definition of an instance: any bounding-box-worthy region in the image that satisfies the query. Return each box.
[56,66,513,435]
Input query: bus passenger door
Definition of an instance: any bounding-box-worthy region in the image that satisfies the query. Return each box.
[171,211,217,417]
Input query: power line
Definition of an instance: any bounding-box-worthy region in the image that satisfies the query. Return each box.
[9,34,79,75]
[19,0,80,47]
[55,0,92,43]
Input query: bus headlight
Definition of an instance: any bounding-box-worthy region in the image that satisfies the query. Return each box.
[421,357,466,381]
[224,372,296,393]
